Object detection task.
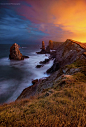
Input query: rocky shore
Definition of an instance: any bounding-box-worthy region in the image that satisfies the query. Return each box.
[17,39,86,100]
[0,39,86,127]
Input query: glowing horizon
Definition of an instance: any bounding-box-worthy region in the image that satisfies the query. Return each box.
[1,0,86,43]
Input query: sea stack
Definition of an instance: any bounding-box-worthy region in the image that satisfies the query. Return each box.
[49,40,53,49]
[40,41,46,53]
[9,43,24,60]
[37,41,46,54]
[42,41,45,51]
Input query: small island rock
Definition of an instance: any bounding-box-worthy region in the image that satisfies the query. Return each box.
[9,43,29,60]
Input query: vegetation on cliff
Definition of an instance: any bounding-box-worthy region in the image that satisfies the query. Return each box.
[0,58,86,127]
[0,39,86,127]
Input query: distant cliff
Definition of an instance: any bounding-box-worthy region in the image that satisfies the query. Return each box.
[47,39,86,73]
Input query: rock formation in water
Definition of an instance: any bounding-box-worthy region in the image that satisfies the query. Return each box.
[42,41,45,50]
[36,41,46,54]
[37,40,63,54]
[49,40,53,50]
[46,45,50,53]
[36,64,44,68]
[45,40,53,53]
[9,43,29,60]
[39,59,50,64]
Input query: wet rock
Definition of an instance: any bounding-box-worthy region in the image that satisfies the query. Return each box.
[9,43,23,60]
[47,39,86,73]
[36,64,44,68]
[46,60,60,73]
[23,56,29,58]
[50,50,56,59]
[9,43,29,60]
[46,45,50,53]
[36,41,46,54]
[17,83,38,100]
[32,79,38,85]
[40,59,50,64]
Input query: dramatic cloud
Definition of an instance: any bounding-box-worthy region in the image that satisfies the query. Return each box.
[0,0,86,43]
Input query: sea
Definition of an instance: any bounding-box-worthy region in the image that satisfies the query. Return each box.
[0,43,54,104]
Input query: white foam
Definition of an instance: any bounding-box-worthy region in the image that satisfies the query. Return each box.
[0,52,54,103]
[0,57,10,66]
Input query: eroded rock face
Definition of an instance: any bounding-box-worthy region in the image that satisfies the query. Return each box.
[46,45,50,53]
[9,43,29,60]
[47,39,86,73]
[36,41,46,54]
[17,39,86,100]
[42,41,45,50]
[49,40,53,49]
[9,43,24,60]
[83,52,86,57]
[32,79,38,85]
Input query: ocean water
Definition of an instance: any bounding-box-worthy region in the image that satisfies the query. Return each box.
[0,44,54,104]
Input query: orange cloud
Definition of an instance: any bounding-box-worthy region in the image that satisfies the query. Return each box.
[49,0,86,42]
[15,0,86,43]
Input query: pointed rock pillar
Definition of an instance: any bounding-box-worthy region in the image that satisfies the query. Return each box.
[9,43,24,60]
[42,41,45,50]
[49,40,53,50]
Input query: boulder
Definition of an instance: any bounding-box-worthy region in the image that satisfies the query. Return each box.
[40,59,50,64]
[23,55,29,58]
[9,43,29,60]
[36,64,44,68]
[32,79,38,85]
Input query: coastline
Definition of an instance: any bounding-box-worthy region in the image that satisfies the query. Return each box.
[0,39,86,127]
[17,39,86,101]
[0,45,54,104]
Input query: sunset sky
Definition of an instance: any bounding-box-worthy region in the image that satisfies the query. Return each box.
[0,0,86,44]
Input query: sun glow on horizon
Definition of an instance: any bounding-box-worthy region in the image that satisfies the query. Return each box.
[73,38,86,43]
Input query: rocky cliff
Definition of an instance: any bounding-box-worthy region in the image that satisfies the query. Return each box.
[1,39,86,127]
[17,39,86,100]
[47,39,86,73]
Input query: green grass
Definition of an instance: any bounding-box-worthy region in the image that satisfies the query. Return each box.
[66,59,86,69]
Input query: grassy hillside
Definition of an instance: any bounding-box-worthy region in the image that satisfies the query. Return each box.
[0,59,86,127]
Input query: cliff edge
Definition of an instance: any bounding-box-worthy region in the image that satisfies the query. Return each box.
[0,39,86,127]
[17,39,86,99]
[47,39,86,73]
